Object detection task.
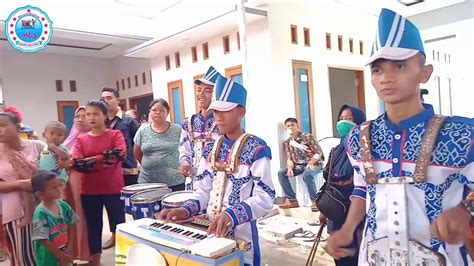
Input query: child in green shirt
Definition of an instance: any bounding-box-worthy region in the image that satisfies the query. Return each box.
[31,170,78,266]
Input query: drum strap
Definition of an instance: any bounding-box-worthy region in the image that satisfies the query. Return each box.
[361,115,448,264]
[208,133,251,220]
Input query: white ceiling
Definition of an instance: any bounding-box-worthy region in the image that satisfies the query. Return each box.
[0,0,469,58]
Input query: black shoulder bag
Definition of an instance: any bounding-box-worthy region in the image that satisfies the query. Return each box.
[315,148,351,224]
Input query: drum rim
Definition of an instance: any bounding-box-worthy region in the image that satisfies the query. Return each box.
[161,191,193,204]
[130,188,172,204]
[122,183,168,193]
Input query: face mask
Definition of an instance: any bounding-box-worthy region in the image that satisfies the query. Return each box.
[336,120,357,137]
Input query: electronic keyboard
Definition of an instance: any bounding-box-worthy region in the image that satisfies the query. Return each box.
[117,218,237,258]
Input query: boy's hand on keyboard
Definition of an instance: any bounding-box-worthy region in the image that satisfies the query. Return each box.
[208,213,233,237]
[156,208,188,222]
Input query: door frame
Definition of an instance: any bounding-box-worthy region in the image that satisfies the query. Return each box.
[225,65,242,79]
[128,92,154,111]
[292,60,316,135]
[56,101,79,123]
[167,80,185,123]
[327,65,366,111]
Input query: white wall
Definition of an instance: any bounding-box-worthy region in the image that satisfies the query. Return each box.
[150,26,251,115]
[0,50,114,134]
[266,1,377,195]
[420,18,474,118]
[110,56,153,109]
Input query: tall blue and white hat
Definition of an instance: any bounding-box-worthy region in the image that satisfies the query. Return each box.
[208,75,247,112]
[195,66,221,86]
[366,8,425,65]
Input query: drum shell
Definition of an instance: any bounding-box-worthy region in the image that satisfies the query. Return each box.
[162,191,193,209]
[121,183,167,214]
[130,188,172,219]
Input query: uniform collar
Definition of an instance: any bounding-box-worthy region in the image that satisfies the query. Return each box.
[383,104,435,130]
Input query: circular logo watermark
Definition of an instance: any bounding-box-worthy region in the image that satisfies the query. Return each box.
[4,5,53,53]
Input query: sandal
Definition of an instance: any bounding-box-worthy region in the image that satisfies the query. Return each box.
[307,220,321,226]
[294,230,312,238]
[303,235,328,242]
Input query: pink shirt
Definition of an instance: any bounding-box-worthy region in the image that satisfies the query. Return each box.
[0,140,44,224]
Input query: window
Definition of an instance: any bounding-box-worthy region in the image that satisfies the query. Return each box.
[175,52,180,68]
[127,77,131,89]
[303,27,310,46]
[116,81,120,90]
[437,51,439,61]
[291,25,298,44]
[142,72,146,85]
[359,41,364,55]
[167,80,185,125]
[326,33,331,50]
[338,35,343,52]
[191,46,198,63]
[69,80,77,92]
[150,71,152,83]
[223,35,230,54]
[349,38,354,53]
[55,80,63,92]
[236,32,240,50]
[165,55,171,70]
[432,50,436,60]
[444,53,447,62]
[135,75,138,87]
[448,54,451,63]
[202,42,209,60]
[121,79,125,90]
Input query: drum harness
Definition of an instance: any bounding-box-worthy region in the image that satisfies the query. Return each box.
[360,115,447,265]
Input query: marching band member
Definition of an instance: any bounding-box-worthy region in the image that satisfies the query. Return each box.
[160,75,275,265]
[325,8,474,265]
[179,66,222,190]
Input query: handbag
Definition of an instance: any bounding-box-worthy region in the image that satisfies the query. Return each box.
[315,148,351,224]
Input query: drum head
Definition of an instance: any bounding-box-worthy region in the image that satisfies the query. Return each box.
[123,183,167,192]
[131,188,172,202]
[162,191,193,204]
[126,244,167,266]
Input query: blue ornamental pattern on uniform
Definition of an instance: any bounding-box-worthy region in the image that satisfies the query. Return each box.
[182,199,201,217]
[347,105,474,265]
[367,185,377,239]
[368,117,394,161]
[228,174,253,205]
[195,169,214,181]
[239,137,269,165]
[414,173,474,250]
[251,175,276,199]
[403,124,425,161]
[348,126,362,161]
[431,121,472,167]
[202,138,216,160]
[229,203,253,225]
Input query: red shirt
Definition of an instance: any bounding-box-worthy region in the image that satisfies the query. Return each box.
[72,130,126,195]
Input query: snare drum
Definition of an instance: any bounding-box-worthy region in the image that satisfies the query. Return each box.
[161,191,194,209]
[121,183,167,214]
[130,188,172,219]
